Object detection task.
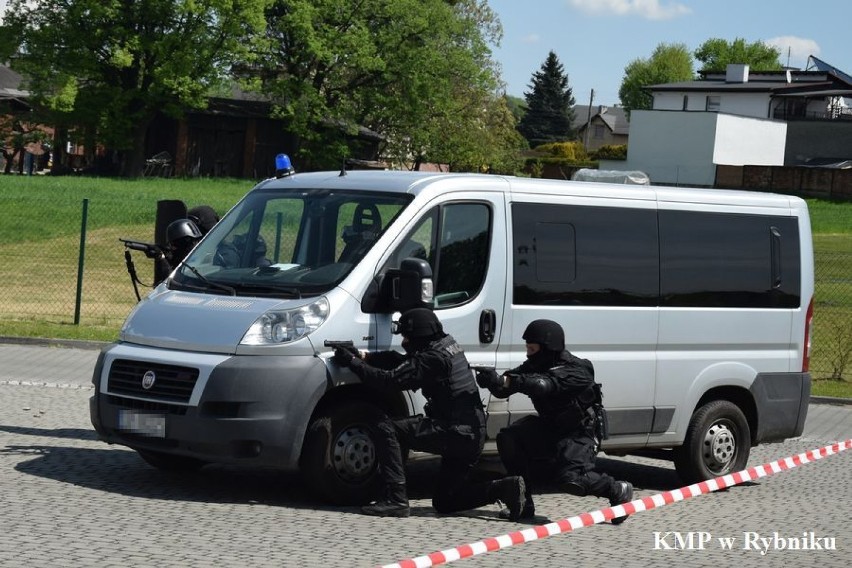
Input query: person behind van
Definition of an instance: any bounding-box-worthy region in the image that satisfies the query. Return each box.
[332,308,525,519]
[475,319,634,524]
[187,205,220,236]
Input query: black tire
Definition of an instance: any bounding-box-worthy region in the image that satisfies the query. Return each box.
[137,449,206,472]
[299,401,384,505]
[674,400,750,484]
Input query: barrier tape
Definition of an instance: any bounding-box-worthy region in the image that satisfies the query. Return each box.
[381,439,852,568]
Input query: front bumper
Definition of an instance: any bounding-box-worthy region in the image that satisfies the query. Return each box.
[89,343,328,469]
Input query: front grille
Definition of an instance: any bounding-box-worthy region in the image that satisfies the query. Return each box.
[108,359,199,403]
[107,395,188,416]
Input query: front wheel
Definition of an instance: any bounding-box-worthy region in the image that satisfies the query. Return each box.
[674,400,750,484]
[299,401,383,505]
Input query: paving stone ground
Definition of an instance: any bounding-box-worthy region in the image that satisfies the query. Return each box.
[0,342,850,568]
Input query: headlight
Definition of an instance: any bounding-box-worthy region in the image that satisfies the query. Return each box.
[240,297,329,345]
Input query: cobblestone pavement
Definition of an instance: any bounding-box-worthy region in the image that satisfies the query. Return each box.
[0,342,850,567]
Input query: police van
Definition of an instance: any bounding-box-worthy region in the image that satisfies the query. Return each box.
[90,161,814,504]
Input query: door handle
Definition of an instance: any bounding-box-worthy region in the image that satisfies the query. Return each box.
[479,309,496,344]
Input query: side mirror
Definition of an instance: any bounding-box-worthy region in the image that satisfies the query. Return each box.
[361,257,434,313]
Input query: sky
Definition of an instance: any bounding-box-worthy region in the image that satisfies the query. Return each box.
[488,0,851,105]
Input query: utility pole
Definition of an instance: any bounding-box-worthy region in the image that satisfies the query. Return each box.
[584,88,595,150]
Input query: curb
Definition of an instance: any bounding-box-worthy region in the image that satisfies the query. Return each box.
[809,395,852,406]
[0,335,108,351]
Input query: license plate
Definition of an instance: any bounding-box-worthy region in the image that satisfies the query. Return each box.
[118,410,166,438]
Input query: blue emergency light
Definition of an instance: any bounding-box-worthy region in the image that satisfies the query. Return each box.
[275,153,294,178]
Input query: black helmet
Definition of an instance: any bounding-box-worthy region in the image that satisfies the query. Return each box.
[522,319,565,352]
[393,308,443,340]
[166,218,202,244]
[187,205,219,235]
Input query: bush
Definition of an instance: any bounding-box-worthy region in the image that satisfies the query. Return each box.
[534,141,588,162]
[591,145,627,160]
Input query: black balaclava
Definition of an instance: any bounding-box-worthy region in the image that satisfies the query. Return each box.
[522,319,565,370]
[397,308,444,354]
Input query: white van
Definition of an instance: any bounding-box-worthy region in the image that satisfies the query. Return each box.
[90,167,814,504]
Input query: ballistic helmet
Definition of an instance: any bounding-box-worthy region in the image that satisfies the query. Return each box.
[522,319,565,352]
[166,218,202,244]
[393,308,443,340]
[187,205,220,235]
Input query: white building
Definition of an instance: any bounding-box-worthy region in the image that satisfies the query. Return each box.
[605,57,852,186]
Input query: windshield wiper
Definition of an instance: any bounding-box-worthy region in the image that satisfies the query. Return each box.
[183,264,237,296]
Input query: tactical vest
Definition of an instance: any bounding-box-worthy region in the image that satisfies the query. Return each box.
[421,335,483,425]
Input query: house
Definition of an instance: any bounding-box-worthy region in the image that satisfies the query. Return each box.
[2,63,383,178]
[571,104,629,151]
[145,89,385,179]
[0,63,52,173]
[605,57,852,187]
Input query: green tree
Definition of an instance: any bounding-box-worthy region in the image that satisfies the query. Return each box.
[257,0,512,171]
[694,38,782,72]
[619,43,694,115]
[517,51,575,147]
[504,94,526,124]
[0,0,272,177]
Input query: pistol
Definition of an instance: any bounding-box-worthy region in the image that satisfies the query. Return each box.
[324,340,355,350]
[469,365,496,373]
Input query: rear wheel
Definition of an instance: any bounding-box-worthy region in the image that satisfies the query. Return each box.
[674,400,750,484]
[137,449,206,472]
[300,401,383,505]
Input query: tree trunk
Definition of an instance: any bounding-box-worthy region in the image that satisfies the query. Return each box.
[120,120,151,178]
[51,126,68,174]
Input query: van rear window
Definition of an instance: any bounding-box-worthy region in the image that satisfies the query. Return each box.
[511,203,801,309]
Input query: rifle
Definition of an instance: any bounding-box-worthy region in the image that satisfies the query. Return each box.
[119,238,171,301]
[119,238,167,260]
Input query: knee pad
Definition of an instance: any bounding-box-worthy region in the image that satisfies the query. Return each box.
[561,475,588,496]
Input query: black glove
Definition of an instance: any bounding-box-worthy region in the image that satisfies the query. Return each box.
[475,368,503,390]
[333,347,355,366]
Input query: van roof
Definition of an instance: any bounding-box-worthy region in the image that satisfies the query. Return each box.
[255,170,805,210]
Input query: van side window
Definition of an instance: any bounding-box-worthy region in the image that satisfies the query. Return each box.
[435,203,490,307]
[659,211,800,308]
[383,202,491,308]
[512,203,658,306]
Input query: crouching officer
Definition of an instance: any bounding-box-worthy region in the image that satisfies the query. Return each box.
[475,319,634,524]
[332,308,525,519]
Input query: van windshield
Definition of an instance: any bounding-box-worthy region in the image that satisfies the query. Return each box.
[170,187,411,297]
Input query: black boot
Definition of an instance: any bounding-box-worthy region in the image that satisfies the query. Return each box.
[488,476,526,521]
[609,481,634,525]
[498,494,535,520]
[361,483,410,518]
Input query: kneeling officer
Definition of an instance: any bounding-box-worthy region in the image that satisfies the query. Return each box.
[475,319,634,523]
[333,308,525,519]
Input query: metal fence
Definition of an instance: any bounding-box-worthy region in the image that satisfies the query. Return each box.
[0,199,850,380]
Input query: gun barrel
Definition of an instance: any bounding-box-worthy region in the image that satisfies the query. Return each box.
[324,340,355,349]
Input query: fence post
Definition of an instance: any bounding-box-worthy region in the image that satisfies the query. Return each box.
[74,198,89,325]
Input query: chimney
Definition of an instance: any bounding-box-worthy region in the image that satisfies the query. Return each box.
[726,64,750,83]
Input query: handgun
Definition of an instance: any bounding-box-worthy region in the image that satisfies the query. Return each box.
[324,340,355,350]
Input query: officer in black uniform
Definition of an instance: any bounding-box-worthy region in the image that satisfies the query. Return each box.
[475,319,634,524]
[333,308,525,519]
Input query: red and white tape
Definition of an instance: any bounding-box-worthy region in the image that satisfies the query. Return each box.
[381,439,852,568]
